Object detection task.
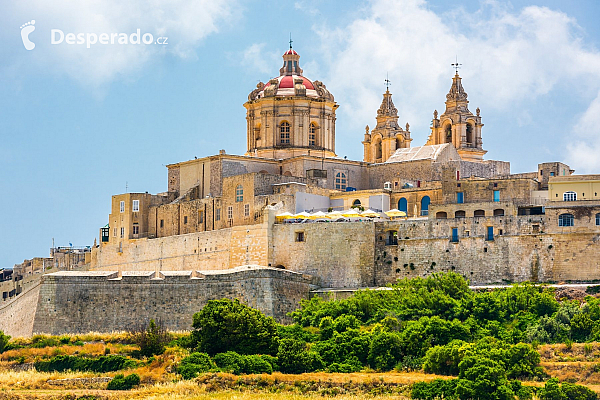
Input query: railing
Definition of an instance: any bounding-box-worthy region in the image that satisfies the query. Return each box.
[385,239,398,246]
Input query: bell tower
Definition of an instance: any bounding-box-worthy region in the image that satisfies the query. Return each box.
[363,85,411,163]
[426,69,486,162]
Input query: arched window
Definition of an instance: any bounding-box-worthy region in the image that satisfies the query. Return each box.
[352,199,361,207]
[563,191,577,201]
[558,213,574,227]
[254,124,261,140]
[436,211,447,219]
[335,172,347,190]
[420,196,430,216]
[445,124,452,143]
[455,210,466,218]
[309,123,317,147]
[466,123,474,147]
[398,198,408,212]
[396,136,403,150]
[596,213,600,226]
[474,210,485,217]
[493,209,505,217]
[375,138,382,160]
[280,122,290,145]
[235,185,243,202]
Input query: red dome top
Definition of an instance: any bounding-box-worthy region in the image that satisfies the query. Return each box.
[283,49,298,56]
[264,75,314,90]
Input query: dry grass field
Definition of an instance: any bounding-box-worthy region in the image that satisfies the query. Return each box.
[1,335,599,399]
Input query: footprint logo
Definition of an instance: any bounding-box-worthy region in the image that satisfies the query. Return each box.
[20,20,35,50]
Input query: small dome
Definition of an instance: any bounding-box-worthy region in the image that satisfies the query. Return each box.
[247,47,334,102]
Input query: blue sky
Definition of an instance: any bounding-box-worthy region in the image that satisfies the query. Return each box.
[1,0,600,268]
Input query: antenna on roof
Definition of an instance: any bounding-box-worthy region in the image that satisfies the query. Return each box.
[289,33,293,49]
[451,56,462,75]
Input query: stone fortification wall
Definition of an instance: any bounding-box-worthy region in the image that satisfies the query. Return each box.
[375,216,549,284]
[93,228,233,272]
[0,282,41,337]
[271,222,376,288]
[33,267,318,335]
[271,215,600,287]
[92,221,272,272]
[374,231,600,285]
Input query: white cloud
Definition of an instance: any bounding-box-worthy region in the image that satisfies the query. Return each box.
[566,91,600,173]
[4,0,240,89]
[241,43,280,75]
[311,0,600,168]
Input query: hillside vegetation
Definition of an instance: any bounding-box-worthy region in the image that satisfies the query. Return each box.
[1,272,600,399]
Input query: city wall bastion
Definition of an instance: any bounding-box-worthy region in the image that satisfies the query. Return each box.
[30,266,318,335]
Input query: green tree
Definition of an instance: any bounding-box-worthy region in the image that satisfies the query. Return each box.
[561,382,598,400]
[0,331,10,354]
[277,338,324,373]
[319,316,334,340]
[191,299,279,355]
[456,356,514,400]
[422,340,471,376]
[539,378,566,400]
[571,313,594,342]
[368,331,403,371]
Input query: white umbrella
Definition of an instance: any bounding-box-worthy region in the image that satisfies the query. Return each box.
[295,211,311,219]
[275,212,294,219]
[310,211,329,219]
[361,209,380,218]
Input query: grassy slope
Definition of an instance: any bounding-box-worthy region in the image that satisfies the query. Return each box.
[1,334,599,399]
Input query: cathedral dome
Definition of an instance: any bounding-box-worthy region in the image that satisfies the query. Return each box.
[247,47,334,102]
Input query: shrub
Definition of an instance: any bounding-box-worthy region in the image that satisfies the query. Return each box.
[178,352,216,379]
[327,361,361,373]
[456,356,515,400]
[129,319,171,357]
[0,331,10,353]
[191,299,279,355]
[259,354,279,371]
[538,378,598,400]
[411,379,459,400]
[31,335,60,348]
[368,331,402,371]
[34,355,136,373]
[277,338,324,373]
[106,373,140,390]
[242,354,273,374]
[332,315,360,333]
[319,316,334,340]
[423,340,470,375]
[539,378,565,400]
[561,382,598,400]
[212,351,273,375]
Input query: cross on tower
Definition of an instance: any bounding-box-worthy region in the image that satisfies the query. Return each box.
[289,33,293,49]
[385,73,391,90]
[451,56,462,75]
